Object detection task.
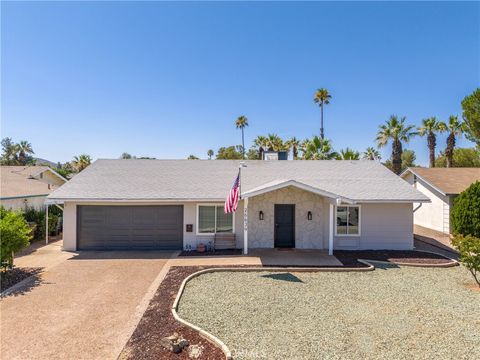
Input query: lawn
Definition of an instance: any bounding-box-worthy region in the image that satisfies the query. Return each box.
[178,265,480,360]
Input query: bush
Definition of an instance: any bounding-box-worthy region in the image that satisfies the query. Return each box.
[452,235,480,287]
[22,207,61,241]
[0,208,32,270]
[450,181,480,237]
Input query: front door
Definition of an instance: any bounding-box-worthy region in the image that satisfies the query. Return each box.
[274,204,295,248]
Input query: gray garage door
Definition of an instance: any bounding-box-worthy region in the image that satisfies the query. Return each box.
[77,205,183,250]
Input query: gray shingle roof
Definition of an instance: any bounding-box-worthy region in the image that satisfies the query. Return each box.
[47,159,428,203]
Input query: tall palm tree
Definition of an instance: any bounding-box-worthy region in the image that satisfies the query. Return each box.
[207,149,214,160]
[363,147,381,161]
[302,136,338,160]
[253,135,268,159]
[418,117,446,168]
[376,115,417,175]
[286,137,300,159]
[337,148,360,160]
[235,116,248,159]
[16,140,34,165]
[72,154,92,172]
[313,88,332,140]
[444,115,465,168]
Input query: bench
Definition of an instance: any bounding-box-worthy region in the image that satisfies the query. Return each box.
[214,233,236,250]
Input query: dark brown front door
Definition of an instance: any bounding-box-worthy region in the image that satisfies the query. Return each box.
[274,204,295,248]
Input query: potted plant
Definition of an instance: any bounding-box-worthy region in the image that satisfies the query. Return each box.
[196,243,206,253]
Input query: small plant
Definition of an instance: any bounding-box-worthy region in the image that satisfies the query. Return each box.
[452,234,480,287]
[0,207,32,270]
[450,181,480,238]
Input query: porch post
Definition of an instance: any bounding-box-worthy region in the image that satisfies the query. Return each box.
[328,203,333,255]
[243,198,248,255]
[45,204,49,245]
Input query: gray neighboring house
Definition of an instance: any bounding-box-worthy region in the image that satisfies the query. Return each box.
[46,158,428,254]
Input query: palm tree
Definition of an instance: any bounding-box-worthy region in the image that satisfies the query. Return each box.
[444,115,465,168]
[363,147,381,161]
[17,140,34,165]
[286,137,300,159]
[313,88,332,140]
[266,133,285,151]
[418,117,446,168]
[301,136,338,160]
[376,115,417,175]
[235,116,248,159]
[337,148,360,160]
[253,135,268,159]
[207,149,214,160]
[72,154,92,172]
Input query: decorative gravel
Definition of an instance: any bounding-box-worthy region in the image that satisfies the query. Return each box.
[178,265,480,360]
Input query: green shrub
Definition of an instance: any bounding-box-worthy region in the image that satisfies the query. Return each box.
[452,234,480,287]
[0,208,32,270]
[22,207,61,240]
[451,181,480,237]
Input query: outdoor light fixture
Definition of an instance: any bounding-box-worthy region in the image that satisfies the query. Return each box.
[307,211,312,220]
[259,211,264,220]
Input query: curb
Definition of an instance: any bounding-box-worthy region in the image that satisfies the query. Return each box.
[171,264,375,360]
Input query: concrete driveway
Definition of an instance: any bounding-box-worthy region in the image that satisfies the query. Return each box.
[1,241,174,360]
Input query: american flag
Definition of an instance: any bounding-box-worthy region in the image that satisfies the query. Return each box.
[224,171,240,213]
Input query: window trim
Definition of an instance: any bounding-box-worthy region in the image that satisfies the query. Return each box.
[334,205,361,237]
[196,203,236,235]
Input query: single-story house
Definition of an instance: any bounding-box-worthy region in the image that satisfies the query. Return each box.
[46,158,429,254]
[401,167,480,234]
[1,166,67,211]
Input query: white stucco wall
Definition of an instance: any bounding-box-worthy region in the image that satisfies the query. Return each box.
[61,196,414,251]
[403,173,449,233]
[331,203,414,250]
[1,196,47,211]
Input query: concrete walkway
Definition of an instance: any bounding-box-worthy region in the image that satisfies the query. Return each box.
[1,243,173,360]
[170,249,342,267]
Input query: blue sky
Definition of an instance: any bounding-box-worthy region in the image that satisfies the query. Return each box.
[2,1,479,165]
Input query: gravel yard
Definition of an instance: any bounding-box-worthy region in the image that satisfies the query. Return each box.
[178,265,480,360]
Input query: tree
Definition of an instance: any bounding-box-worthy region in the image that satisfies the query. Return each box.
[235,116,248,159]
[376,115,417,175]
[417,117,446,168]
[246,147,260,160]
[451,235,480,287]
[384,149,416,173]
[16,141,35,165]
[253,135,268,159]
[187,155,199,160]
[0,208,32,270]
[363,147,381,161]
[301,136,338,160]
[72,154,92,172]
[207,149,214,160]
[216,146,243,160]
[461,88,480,146]
[337,148,360,160]
[1,137,17,165]
[436,148,480,168]
[265,134,286,152]
[286,137,300,159]
[450,181,480,238]
[313,88,331,139]
[121,152,133,159]
[444,116,465,168]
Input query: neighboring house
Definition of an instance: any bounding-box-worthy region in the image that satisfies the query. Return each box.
[401,167,480,234]
[46,158,428,254]
[1,166,67,211]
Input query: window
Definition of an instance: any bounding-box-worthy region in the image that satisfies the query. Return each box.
[198,205,233,234]
[336,206,360,236]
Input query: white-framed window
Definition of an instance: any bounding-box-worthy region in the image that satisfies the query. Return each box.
[197,204,234,234]
[335,205,361,236]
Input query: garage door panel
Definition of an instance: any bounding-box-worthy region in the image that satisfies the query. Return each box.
[78,205,183,250]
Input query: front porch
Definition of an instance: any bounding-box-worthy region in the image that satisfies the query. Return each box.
[249,248,342,266]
